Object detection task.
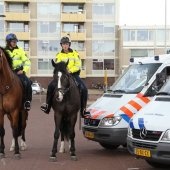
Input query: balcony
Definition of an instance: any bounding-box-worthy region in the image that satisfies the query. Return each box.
[80,69,86,78]
[5,9,30,21]
[61,0,86,3]
[61,11,86,22]
[6,28,30,40]
[61,30,86,41]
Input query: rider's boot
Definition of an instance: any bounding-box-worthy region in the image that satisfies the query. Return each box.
[41,90,52,114]
[24,80,32,111]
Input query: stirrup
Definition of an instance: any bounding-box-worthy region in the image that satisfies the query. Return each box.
[24,101,31,111]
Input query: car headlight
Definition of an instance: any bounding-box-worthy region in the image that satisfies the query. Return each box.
[161,129,170,141]
[99,116,122,127]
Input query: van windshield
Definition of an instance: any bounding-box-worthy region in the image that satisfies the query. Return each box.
[110,63,161,94]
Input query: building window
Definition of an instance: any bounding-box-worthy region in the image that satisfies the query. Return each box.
[71,41,85,51]
[6,3,28,13]
[93,59,103,70]
[63,4,84,13]
[38,59,53,74]
[93,59,114,70]
[123,30,135,41]
[92,40,115,55]
[38,40,60,53]
[37,3,60,18]
[104,59,114,70]
[93,3,115,16]
[38,22,60,35]
[137,30,149,41]
[93,22,114,33]
[17,41,29,51]
[131,49,154,58]
[63,23,84,33]
[7,22,28,32]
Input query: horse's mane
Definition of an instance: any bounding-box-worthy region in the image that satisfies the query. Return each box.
[0,46,13,69]
[53,61,68,75]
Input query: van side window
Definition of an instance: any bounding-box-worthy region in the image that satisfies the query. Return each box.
[145,67,170,96]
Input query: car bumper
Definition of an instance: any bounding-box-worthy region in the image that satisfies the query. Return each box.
[82,126,127,145]
[127,136,170,164]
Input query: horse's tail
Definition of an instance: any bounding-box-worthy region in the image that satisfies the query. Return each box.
[60,117,69,141]
[18,112,22,136]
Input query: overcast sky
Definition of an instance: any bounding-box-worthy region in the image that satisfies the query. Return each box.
[119,0,170,26]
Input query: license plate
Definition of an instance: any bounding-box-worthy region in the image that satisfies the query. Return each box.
[84,131,94,139]
[135,148,151,157]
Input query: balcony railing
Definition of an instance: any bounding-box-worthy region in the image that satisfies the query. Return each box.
[5,9,30,21]
[6,28,30,40]
[61,29,86,41]
[61,11,86,22]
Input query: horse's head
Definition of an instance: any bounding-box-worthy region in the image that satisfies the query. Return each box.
[51,60,71,102]
[0,47,13,72]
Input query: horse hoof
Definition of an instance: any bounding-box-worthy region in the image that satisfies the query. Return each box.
[20,146,27,151]
[0,153,5,159]
[10,147,15,152]
[49,156,57,162]
[71,156,77,161]
[14,154,21,160]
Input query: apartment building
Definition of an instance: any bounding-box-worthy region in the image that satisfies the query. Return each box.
[119,26,170,74]
[0,0,119,88]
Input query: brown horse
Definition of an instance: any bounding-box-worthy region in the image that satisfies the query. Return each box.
[49,60,80,161]
[0,47,27,159]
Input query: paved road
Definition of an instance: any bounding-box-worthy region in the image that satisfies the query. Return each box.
[0,96,163,170]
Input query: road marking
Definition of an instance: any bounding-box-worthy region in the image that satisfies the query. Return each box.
[128,168,140,170]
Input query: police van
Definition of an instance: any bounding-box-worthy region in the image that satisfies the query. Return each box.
[127,77,170,168]
[83,54,170,149]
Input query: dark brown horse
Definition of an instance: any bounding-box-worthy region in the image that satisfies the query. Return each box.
[0,47,27,159]
[49,60,80,161]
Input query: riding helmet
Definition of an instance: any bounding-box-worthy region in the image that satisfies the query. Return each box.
[60,36,71,46]
[6,33,18,42]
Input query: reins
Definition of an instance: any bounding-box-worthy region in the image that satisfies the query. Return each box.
[0,49,15,95]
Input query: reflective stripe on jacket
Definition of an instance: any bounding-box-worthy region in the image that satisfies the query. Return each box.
[55,49,81,73]
[6,47,31,75]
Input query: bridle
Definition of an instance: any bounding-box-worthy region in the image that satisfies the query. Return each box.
[0,49,14,95]
[54,72,72,101]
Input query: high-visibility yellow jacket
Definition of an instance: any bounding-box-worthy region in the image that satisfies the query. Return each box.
[55,48,81,74]
[5,46,31,75]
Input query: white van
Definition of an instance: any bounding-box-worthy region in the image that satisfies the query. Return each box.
[127,77,170,168]
[83,54,170,149]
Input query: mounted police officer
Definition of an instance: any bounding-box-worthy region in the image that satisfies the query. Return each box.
[5,33,32,111]
[41,36,89,117]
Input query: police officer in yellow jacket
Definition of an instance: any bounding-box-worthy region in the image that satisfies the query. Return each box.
[5,33,32,111]
[41,36,88,117]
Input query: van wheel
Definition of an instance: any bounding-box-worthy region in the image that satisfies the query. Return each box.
[99,143,119,150]
[146,160,169,169]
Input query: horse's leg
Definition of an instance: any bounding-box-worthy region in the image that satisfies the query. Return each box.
[20,111,27,151]
[69,115,77,161]
[20,130,27,151]
[11,111,21,159]
[59,122,65,153]
[50,113,61,161]
[0,114,5,158]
